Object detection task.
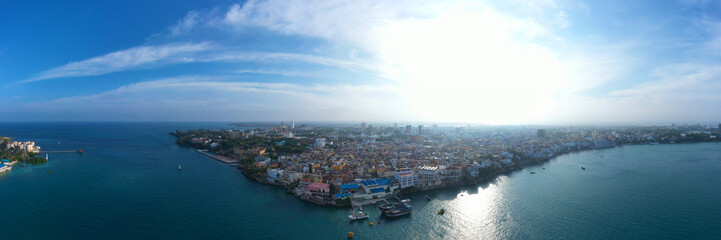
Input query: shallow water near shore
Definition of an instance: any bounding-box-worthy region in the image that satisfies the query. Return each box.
[0,122,720,239]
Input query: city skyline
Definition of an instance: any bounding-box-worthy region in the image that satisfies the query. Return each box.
[3,0,721,124]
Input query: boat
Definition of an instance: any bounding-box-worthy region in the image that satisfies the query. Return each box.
[178,164,182,171]
[381,199,413,217]
[581,166,586,170]
[438,209,445,214]
[77,149,83,154]
[347,232,354,238]
[530,171,536,174]
[542,168,546,170]
[369,221,374,226]
[384,208,411,217]
[424,195,431,201]
[348,210,369,221]
[378,203,395,211]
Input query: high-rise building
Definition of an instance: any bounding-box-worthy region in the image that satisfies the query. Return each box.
[291,121,295,129]
[537,129,546,138]
[406,125,412,134]
[361,122,367,130]
[314,138,326,147]
[418,125,424,135]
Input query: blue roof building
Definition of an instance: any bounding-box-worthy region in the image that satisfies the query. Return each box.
[339,183,359,191]
[361,178,390,187]
[334,193,350,199]
[370,188,385,193]
[1,159,8,163]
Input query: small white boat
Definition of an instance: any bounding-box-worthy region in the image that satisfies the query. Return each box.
[349,210,369,221]
[178,164,182,171]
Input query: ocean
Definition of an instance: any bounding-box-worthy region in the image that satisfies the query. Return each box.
[0,122,719,239]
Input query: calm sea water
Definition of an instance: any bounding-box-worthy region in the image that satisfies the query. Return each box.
[0,122,720,239]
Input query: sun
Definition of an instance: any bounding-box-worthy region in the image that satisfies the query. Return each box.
[375,7,569,124]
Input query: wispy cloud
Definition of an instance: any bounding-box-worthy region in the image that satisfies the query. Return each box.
[23,42,214,83]
[33,76,407,121]
[234,69,322,78]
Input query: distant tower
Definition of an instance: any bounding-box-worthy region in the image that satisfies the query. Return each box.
[361,122,367,130]
[406,125,412,134]
[291,121,295,129]
[418,125,424,135]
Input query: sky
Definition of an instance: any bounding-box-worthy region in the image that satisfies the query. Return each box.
[2,0,721,124]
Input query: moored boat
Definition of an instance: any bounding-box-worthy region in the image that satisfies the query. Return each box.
[349,210,369,221]
[385,208,411,217]
[438,208,445,214]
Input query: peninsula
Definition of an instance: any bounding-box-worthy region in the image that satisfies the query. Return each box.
[0,137,47,172]
[172,123,721,207]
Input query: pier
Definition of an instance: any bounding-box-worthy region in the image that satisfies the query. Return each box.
[41,149,83,153]
[197,150,240,164]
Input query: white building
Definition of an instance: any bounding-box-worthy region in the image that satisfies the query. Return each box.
[314,138,326,148]
[416,165,441,187]
[267,168,284,182]
[393,168,417,188]
[6,141,40,153]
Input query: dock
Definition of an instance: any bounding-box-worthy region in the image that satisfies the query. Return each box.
[197,150,240,164]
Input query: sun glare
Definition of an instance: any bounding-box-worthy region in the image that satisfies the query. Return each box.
[378,8,568,124]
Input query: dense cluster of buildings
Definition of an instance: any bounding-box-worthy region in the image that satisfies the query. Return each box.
[185,122,721,206]
[5,141,40,153]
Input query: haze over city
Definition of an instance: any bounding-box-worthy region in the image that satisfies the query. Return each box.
[2,0,721,124]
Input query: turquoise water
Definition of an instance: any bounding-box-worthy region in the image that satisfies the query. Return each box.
[0,122,720,239]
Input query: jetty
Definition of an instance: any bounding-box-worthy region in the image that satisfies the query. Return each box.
[41,150,83,153]
[197,150,240,164]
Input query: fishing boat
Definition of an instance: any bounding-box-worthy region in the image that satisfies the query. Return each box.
[530,171,536,174]
[581,166,586,170]
[438,209,446,214]
[378,203,395,211]
[385,208,411,217]
[381,199,413,217]
[349,209,369,221]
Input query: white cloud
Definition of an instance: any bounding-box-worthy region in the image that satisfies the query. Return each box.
[234,69,321,78]
[25,42,214,82]
[33,76,409,121]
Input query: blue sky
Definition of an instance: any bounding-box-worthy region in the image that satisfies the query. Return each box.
[2,0,721,124]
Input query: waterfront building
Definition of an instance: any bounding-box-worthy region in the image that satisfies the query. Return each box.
[6,141,40,153]
[416,165,441,187]
[394,168,417,188]
[267,168,284,182]
[307,183,330,196]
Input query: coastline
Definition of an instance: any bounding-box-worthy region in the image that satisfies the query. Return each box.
[191,140,720,207]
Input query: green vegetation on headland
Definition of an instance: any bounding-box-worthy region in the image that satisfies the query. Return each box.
[171,129,311,159]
